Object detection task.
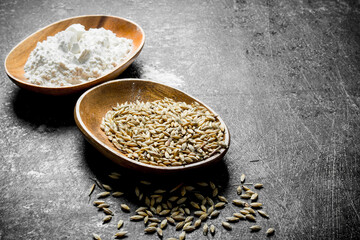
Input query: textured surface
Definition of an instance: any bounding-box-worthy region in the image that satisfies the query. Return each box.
[1,0,360,239]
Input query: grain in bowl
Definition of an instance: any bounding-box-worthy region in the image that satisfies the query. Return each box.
[100,97,228,167]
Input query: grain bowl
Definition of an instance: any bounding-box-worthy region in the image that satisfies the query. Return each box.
[74,79,230,174]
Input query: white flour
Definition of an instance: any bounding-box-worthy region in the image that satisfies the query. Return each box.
[24,24,133,87]
[141,64,184,88]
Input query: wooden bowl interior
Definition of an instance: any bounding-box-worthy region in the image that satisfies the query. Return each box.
[75,79,230,173]
[5,16,144,93]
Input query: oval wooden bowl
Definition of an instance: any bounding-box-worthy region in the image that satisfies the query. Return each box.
[4,15,145,95]
[74,79,230,174]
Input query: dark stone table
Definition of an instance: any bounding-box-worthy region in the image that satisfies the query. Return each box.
[1,0,360,239]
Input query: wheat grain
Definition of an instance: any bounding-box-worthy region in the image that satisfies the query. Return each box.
[97,203,110,209]
[218,195,228,203]
[102,208,113,215]
[117,220,124,229]
[92,233,101,240]
[203,223,209,236]
[97,192,110,198]
[114,231,128,238]
[144,227,157,233]
[93,200,105,206]
[240,174,246,183]
[236,186,242,195]
[101,98,227,167]
[222,221,232,230]
[102,184,112,191]
[244,207,256,215]
[103,215,112,223]
[183,225,195,232]
[226,216,239,222]
[210,224,216,235]
[120,204,130,212]
[89,184,96,197]
[210,210,220,219]
[245,214,256,222]
[157,227,163,237]
[251,193,258,201]
[215,202,226,209]
[266,228,275,236]
[258,210,269,218]
[130,215,144,221]
[179,231,186,240]
[112,192,124,197]
[176,221,185,230]
[250,225,261,232]
[250,202,262,208]
[233,212,245,219]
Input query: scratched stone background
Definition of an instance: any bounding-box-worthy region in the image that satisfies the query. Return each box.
[1,0,360,239]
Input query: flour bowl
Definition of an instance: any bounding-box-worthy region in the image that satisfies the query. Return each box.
[4,15,145,95]
[74,79,231,174]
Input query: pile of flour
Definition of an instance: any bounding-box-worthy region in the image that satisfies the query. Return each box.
[24,24,133,87]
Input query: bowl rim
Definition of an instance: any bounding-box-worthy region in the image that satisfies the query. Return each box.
[4,15,145,91]
[74,78,230,172]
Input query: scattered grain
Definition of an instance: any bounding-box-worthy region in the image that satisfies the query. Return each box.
[112,192,124,197]
[157,227,163,237]
[240,174,246,183]
[89,184,96,197]
[140,180,152,185]
[179,231,186,240]
[215,202,226,209]
[117,220,124,229]
[210,210,220,219]
[183,225,195,233]
[233,213,245,219]
[103,215,112,223]
[120,204,130,212]
[114,231,128,238]
[210,224,216,235]
[222,221,232,230]
[103,208,114,215]
[236,186,242,195]
[266,228,275,236]
[102,184,112,191]
[144,227,157,233]
[245,214,256,222]
[240,194,251,199]
[226,216,240,222]
[250,225,261,232]
[251,193,258,201]
[203,223,208,236]
[250,202,263,208]
[232,199,245,206]
[199,213,208,221]
[240,210,250,215]
[258,210,269,218]
[166,217,175,225]
[218,195,228,203]
[130,215,144,221]
[244,207,256,215]
[92,233,101,240]
[93,200,105,206]
[176,221,185,230]
[160,219,168,229]
[97,192,110,199]
[97,203,110,209]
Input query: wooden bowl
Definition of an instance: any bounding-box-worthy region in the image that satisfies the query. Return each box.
[4,15,145,95]
[74,79,230,174]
